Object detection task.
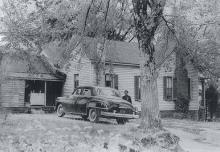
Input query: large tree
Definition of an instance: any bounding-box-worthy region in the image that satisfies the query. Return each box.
[0,0,133,85]
[132,0,166,130]
[163,0,220,77]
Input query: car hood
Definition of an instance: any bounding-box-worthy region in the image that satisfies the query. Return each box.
[95,96,134,109]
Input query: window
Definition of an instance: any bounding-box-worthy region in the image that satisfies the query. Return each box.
[164,76,191,101]
[95,87,121,97]
[134,76,141,101]
[105,74,118,90]
[73,88,82,95]
[74,74,79,89]
[82,88,92,96]
[163,76,174,101]
[173,77,177,100]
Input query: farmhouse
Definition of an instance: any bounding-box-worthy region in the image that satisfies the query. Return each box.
[0,50,65,112]
[45,37,205,119]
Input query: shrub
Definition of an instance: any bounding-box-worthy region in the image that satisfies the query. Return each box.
[174,94,189,114]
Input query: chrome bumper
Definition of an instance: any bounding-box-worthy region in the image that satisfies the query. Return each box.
[101,111,139,119]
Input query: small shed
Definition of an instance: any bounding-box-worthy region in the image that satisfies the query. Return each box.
[0,51,65,111]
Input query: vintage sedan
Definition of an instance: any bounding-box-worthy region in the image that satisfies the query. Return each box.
[55,86,139,124]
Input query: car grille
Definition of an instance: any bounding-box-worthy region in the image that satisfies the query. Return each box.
[108,107,133,114]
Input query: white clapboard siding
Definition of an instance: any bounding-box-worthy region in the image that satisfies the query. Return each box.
[91,62,176,111]
[63,57,94,96]
[64,52,199,111]
[157,56,200,111]
[0,79,25,107]
[186,63,199,110]
[109,65,140,101]
[157,53,176,111]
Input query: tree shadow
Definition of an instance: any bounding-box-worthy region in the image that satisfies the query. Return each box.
[63,115,116,125]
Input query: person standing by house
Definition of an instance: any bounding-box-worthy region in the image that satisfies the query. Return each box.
[205,84,219,121]
[122,90,132,104]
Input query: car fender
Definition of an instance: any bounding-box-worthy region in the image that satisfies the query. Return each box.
[87,101,108,110]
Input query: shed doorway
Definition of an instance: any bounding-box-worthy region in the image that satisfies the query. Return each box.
[25,80,45,106]
[25,80,63,107]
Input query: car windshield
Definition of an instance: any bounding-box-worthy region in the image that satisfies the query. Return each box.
[95,87,121,97]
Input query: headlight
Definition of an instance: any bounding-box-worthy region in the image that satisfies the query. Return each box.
[101,102,109,108]
[134,106,138,112]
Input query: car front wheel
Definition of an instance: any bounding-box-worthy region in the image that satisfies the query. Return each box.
[81,115,88,121]
[88,108,99,123]
[116,118,127,125]
[57,104,65,117]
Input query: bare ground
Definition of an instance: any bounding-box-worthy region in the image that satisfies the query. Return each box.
[0,114,220,152]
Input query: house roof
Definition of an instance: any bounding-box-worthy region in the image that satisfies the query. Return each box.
[82,38,142,65]
[0,50,66,80]
[43,37,176,68]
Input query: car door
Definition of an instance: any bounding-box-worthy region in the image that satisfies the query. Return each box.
[61,96,74,113]
[71,88,83,112]
[75,88,92,114]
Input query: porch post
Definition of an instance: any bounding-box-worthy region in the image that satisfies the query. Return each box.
[44,81,47,106]
[203,80,207,121]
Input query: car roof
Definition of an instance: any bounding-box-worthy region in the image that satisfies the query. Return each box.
[77,86,117,90]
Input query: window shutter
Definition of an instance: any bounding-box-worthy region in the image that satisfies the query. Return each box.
[163,76,167,100]
[134,76,139,100]
[188,78,191,99]
[173,77,177,100]
[114,75,118,90]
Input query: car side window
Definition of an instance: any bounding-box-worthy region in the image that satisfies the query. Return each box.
[73,88,82,95]
[82,88,92,96]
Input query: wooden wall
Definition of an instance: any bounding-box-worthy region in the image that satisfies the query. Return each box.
[0,79,25,107]
[186,63,199,110]
[157,53,176,110]
[63,57,94,96]
[63,53,200,111]
[102,64,140,102]
[157,53,199,111]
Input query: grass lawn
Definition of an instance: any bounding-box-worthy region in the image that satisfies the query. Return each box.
[0,113,220,152]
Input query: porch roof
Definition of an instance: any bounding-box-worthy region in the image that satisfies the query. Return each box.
[0,50,65,81]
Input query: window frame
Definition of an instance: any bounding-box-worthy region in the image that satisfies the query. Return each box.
[134,76,141,101]
[105,73,118,90]
[164,76,174,101]
[74,74,79,89]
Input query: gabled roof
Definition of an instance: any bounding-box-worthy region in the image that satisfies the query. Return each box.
[43,37,176,68]
[82,38,141,66]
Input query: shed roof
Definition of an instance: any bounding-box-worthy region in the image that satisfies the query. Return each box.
[0,50,65,80]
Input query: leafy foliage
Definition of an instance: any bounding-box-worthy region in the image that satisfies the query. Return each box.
[164,0,220,78]
[174,93,189,114]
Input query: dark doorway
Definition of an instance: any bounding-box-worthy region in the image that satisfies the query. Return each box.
[25,80,45,105]
[46,81,63,106]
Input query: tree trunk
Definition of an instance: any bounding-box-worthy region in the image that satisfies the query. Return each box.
[140,54,161,130]
[96,64,105,87]
[132,0,165,130]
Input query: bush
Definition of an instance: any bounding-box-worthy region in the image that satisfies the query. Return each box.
[174,94,189,114]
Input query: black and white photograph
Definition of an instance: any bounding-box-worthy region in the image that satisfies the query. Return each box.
[0,0,220,151]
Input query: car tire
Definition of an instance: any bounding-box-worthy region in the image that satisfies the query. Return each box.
[81,115,88,121]
[116,118,127,125]
[88,108,99,123]
[57,104,65,117]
